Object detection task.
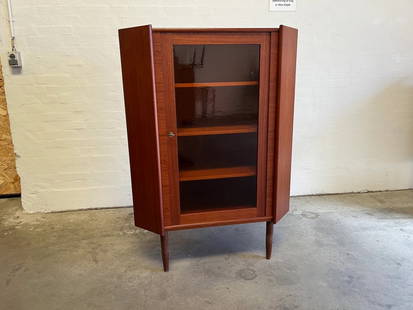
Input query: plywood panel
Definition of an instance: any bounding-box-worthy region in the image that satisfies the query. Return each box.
[0,64,20,196]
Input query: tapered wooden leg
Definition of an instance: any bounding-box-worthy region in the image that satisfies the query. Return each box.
[160,232,169,272]
[266,221,273,259]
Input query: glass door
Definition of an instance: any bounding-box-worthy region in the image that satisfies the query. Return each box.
[165,34,269,221]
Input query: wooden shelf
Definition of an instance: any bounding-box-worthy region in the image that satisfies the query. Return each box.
[180,166,256,182]
[175,81,258,88]
[180,205,256,214]
[178,124,257,136]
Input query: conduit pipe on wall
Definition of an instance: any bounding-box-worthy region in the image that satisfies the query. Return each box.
[7,0,16,50]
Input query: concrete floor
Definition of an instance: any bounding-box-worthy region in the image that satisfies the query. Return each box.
[1,191,412,310]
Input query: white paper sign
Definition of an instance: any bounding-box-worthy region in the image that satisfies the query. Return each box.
[269,0,296,11]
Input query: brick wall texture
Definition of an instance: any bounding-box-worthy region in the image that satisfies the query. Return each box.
[0,1,412,211]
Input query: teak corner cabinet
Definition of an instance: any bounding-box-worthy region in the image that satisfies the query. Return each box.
[119,25,298,271]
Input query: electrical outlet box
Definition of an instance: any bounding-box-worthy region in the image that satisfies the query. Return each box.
[8,51,22,68]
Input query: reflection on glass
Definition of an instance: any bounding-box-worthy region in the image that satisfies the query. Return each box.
[173,44,260,213]
[180,177,257,213]
[178,133,257,171]
[175,86,258,128]
[174,45,259,83]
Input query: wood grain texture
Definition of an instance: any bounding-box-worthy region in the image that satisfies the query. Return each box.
[153,28,278,33]
[265,32,279,217]
[119,26,298,269]
[274,25,298,223]
[158,33,182,225]
[165,216,272,231]
[161,32,271,227]
[163,33,271,45]
[180,207,258,224]
[179,166,256,181]
[0,63,20,195]
[255,33,271,218]
[118,25,164,234]
[177,124,257,136]
[175,81,258,88]
[153,32,175,226]
[153,32,182,226]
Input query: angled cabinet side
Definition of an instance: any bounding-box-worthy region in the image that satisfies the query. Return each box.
[119,25,164,234]
[274,25,298,223]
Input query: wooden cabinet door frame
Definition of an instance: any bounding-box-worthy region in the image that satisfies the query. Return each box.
[155,32,271,227]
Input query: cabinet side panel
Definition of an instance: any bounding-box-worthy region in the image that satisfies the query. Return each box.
[118,25,164,234]
[274,26,298,223]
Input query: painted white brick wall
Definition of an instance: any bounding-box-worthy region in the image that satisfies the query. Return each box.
[0,0,412,212]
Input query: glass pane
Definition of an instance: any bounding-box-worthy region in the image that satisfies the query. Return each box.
[180,177,257,213]
[178,133,257,171]
[176,86,258,128]
[174,44,259,83]
[173,44,260,213]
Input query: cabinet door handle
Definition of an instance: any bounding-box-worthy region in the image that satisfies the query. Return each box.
[167,131,176,137]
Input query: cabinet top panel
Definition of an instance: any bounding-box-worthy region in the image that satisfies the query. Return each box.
[153,28,279,33]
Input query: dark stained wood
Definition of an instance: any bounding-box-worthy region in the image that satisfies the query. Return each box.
[153,32,173,227]
[166,216,273,231]
[118,25,164,234]
[180,207,257,225]
[161,32,271,226]
[159,34,182,225]
[153,28,278,33]
[180,166,256,182]
[265,31,279,217]
[180,205,254,214]
[154,32,183,226]
[164,33,271,45]
[160,232,169,272]
[256,33,270,218]
[177,124,257,136]
[175,81,258,88]
[120,26,298,270]
[274,25,298,222]
[266,221,273,259]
